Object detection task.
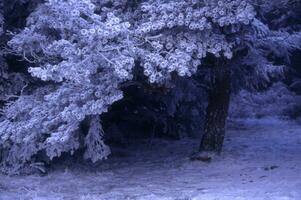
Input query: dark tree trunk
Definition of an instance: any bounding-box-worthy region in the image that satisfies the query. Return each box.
[199,59,231,153]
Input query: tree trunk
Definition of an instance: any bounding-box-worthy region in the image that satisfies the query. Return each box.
[199,59,231,153]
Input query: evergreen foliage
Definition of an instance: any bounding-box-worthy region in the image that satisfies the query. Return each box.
[0,0,300,174]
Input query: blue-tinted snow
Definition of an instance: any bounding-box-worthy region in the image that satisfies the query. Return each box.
[0,118,300,200]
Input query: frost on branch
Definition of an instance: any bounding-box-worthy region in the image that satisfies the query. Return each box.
[135,0,301,87]
[0,0,134,173]
[84,116,110,163]
[135,0,256,83]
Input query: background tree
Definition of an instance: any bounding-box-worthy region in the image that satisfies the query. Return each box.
[0,0,6,104]
[256,0,301,93]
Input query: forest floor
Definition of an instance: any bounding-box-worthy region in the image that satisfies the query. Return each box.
[0,118,301,200]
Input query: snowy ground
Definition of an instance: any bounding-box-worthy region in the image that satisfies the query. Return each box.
[1,118,301,200]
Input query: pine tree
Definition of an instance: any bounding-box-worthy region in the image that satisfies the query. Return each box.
[134,0,301,156]
[0,0,300,173]
[0,0,133,173]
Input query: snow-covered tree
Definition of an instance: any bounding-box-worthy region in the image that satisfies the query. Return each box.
[0,0,135,173]
[134,0,301,156]
[134,0,250,154]
[1,0,300,173]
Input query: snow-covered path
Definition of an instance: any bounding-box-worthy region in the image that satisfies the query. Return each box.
[1,118,301,200]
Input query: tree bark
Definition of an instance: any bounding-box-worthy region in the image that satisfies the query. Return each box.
[199,59,231,153]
